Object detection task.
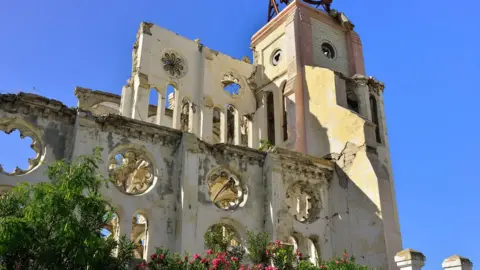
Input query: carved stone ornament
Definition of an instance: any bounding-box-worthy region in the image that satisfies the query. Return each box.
[207,169,245,210]
[0,119,43,176]
[221,71,245,99]
[108,149,155,195]
[161,50,188,79]
[285,182,320,223]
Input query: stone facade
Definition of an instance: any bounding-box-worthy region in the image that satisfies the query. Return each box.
[0,1,403,269]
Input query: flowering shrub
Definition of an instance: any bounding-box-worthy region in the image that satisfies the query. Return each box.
[135,248,368,270]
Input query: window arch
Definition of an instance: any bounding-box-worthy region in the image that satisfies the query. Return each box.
[212,107,222,144]
[226,105,236,144]
[131,212,149,260]
[266,91,276,145]
[307,238,320,266]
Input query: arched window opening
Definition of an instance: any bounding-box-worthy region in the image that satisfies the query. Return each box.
[180,99,190,132]
[369,95,382,143]
[102,212,119,239]
[283,96,288,141]
[148,88,160,124]
[307,238,319,266]
[346,87,359,113]
[0,129,36,174]
[212,107,221,144]
[204,223,240,251]
[165,84,176,128]
[166,85,175,111]
[266,92,276,145]
[286,236,298,253]
[240,116,249,147]
[131,213,148,260]
[226,105,235,144]
[224,82,241,97]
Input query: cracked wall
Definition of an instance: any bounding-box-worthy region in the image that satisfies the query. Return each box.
[303,66,402,269]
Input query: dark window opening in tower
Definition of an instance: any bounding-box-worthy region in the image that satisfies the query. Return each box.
[321,43,335,59]
[272,49,282,66]
[212,108,221,144]
[346,87,359,113]
[369,95,382,143]
[148,88,159,122]
[226,105,235,144]
[283,96,288,141]
[266,92,276,145]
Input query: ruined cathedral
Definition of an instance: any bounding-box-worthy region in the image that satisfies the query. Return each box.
[0,1,402,269]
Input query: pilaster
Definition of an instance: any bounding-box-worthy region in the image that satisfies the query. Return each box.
[176,133,201,253]
[131,73,150,121]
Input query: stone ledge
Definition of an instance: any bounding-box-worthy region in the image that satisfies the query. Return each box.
[78,109,182,146]
[0,92,76,124]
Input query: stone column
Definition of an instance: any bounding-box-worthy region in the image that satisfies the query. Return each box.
[190,103,200,136]
[234,110,241,145]
[220,108,228,143]
[394,249,426,270]
[200,106,213,143]
[442,255,473,270]
[131,73,150,121]
[248,116,254,148]
[172,91,182,130]
[351,75,371,120]
[120,83,134,118]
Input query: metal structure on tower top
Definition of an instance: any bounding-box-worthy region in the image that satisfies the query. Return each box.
[267,0,333,22]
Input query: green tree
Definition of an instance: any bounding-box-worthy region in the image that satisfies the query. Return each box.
[0,148,136,270]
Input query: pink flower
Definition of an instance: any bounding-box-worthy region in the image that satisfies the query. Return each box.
[151,254,157,260]
[207,249,213,254]
[194,253,200,260]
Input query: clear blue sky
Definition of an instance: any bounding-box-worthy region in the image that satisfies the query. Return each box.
[1,0,479,269]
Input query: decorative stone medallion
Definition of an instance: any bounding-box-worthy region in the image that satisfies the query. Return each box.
[221,71,245,99]
[161,50,188,79]
[285,182,320,223]
[108,149,155,195]
[207,168,245,210]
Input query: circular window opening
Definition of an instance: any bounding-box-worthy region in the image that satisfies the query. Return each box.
[272,49,282,66]
[321,43,335,59]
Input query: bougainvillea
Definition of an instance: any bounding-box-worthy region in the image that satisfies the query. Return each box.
[135,247,368,270]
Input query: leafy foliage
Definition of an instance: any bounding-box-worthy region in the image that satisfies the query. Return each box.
[259,140,274,151]
[246,231,270,265]
[0,148,136,269]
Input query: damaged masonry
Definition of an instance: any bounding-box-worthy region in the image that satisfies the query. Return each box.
[0,1,402,269]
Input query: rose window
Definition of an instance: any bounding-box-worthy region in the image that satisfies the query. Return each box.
[108,149,155,195]
[208,169,245,210]
[161,51,187,78]
[285,182,319,223]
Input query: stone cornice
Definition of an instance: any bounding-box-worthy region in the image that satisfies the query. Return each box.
[268,147,334,180]
[78,109,182,146]
[0,92,76,124]
[336,73,385,95]
[199,142,266,166]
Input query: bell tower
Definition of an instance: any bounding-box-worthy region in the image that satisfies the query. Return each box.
[251,1,403,269]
